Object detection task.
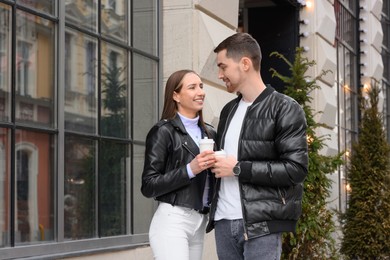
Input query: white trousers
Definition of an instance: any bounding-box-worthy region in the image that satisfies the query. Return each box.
[149,202,208,260]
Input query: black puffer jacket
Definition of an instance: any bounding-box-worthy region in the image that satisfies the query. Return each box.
[206,86,308,239]
[141,114,216,211]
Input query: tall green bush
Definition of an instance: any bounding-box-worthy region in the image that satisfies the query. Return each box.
[340,84,390,259]
[270,47,343,259]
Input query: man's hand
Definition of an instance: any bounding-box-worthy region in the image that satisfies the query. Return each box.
[211,155,237,178]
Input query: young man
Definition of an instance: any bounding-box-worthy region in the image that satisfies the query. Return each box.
[206,33,308,260]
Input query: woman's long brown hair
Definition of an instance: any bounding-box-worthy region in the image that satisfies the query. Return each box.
[161,69,208,134]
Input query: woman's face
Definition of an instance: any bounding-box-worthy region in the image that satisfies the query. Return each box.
[173,72,205,118]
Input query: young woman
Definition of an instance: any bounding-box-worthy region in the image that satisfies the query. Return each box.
[141,69,217,260]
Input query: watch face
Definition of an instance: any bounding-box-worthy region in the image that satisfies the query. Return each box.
[233,166,241,176]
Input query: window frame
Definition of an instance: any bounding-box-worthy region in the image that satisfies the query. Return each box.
[0,0,162,258]
[334,0,360,212]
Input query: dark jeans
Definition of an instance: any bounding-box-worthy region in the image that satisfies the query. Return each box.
[214,219,282,260]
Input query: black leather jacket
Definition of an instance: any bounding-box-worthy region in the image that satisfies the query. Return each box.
[206,86,308,239]
[141,114,216,211]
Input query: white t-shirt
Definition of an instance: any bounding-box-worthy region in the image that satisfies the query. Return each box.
[215,99,252,221]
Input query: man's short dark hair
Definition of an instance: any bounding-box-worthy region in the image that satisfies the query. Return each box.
[214,33,262,71]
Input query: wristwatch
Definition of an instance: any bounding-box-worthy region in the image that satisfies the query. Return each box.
[233,162,241,176]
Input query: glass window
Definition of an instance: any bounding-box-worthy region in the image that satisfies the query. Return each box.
[64,31,98,134]
[133,144,155,234]
[64,32,73,91]
[65,0,97,33]
[101,42,129,139]
[335,0,357,50]
[101,0,128,43]
[17,0,55,16]
[133,54,158,142]
[15,129,54,245]
[0,0,160,256]
[15,10,55,127]
[64,135,96,240]
[0,128,10,248]
[99,141,128,236]
[335,0,359,212]
[133,0,157,55]
[0,4,11,122]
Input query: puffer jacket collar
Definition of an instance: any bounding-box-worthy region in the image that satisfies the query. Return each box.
[252,85,275,106]
[235,85,275,108]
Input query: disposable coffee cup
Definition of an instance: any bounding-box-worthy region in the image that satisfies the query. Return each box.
[214,150,227,158]
[199,137,214,153]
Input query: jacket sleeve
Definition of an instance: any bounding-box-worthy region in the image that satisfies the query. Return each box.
[140,124,192,198]
[240,99,308,187]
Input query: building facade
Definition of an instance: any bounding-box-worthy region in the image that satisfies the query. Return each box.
[0,0,387,259]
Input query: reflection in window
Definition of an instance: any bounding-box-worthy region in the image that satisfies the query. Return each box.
[101,0,127,42]
[0,30,10,94]
[133,144,155,234]
[0,128,10,248]
[16,150,30,242]
[64,136,96,240]
[133,0,157,54]
[109,51,118,69]
[15,130,54,245]
[17,0,55,15]
[64,32,97,134]
[65,0,97,33]
[101,43,128,138]
[99,141,127,237]
[0,33,6,91]
[0,0,160,254]
[0,4,11,122]
[86,41,96,95]
[65,33,72,91]
[16,41,32,97]
[15,11,55,127]
[133,54,158,142]
[108,0,116,10]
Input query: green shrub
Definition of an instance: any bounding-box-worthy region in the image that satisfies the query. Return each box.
[340,84,390,259]
[270,47,343,259]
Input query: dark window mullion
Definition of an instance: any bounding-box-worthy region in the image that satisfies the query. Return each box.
[96,0,102,238]
[57,0,66,243]
[10,2,16,248]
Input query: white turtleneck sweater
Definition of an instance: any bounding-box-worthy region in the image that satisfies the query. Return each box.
[177,112,210,208]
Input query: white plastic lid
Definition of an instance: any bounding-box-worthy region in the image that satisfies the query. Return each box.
[199,137,214,144]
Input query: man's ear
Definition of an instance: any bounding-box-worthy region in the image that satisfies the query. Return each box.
[241,57,252,71]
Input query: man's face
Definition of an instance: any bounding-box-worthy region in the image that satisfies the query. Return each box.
[216,49,242,93]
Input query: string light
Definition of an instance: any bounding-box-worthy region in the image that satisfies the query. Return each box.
[299,32,309,37]
[363,84,371,92]
[346,183,352,192]
[299,19,309,25]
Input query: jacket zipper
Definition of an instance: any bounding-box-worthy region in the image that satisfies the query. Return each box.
[238,106,251,241]
[278,187,286,205]
[224,102,251,241]
[182,142,208,199]
[182,142,196,157]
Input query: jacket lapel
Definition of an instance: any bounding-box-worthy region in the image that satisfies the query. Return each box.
[171,115,200,156]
